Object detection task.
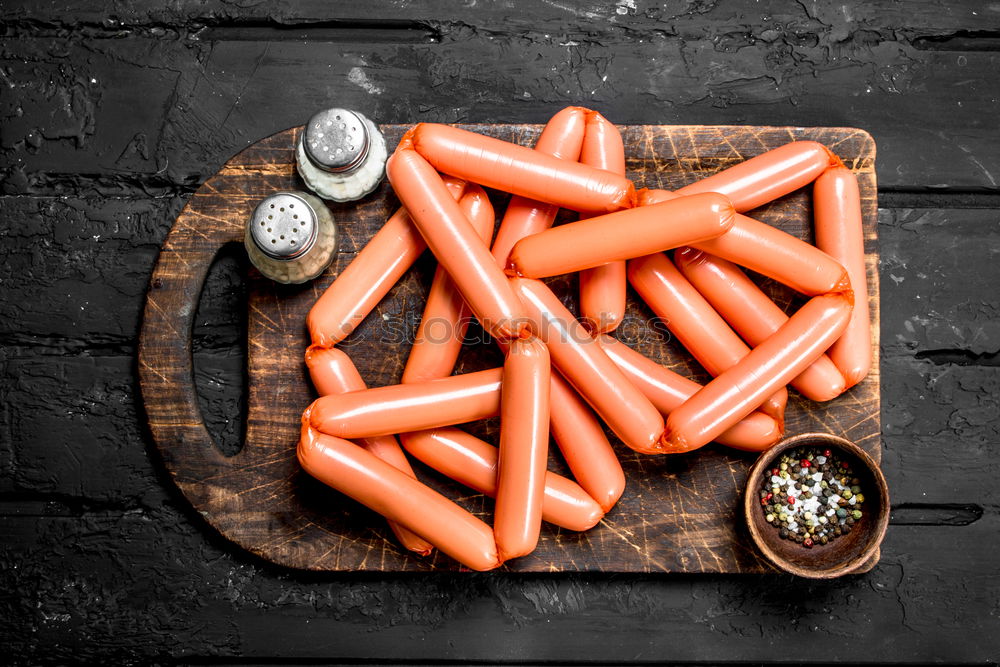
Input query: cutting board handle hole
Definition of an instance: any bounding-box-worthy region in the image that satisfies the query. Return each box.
[192,242,249,458]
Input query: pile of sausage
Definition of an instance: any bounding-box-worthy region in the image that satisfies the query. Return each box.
[296,107,871,570]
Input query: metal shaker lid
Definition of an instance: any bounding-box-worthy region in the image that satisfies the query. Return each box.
[249,192,318,260]
[302,108,371,173]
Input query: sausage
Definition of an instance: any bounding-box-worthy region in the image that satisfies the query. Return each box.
[594,335,782,452]
[306,177,467,348]
[408,123,635,212]
[579,264,627,334]
[511,277,666,454]
[663,293,853,452]
[495,337,551,560]
[674,247,847,402]
[400,185,495,384]
[640,189,849,296]
[674,141,836,212]
[506,193,735,279]
[547,371,625,511]
[491,344,625,512]
[304,347,433,555]
[398,427,604,531]
[298,412,501,571]
[490,107,587,266]
[309,367,503,438]
[815,164,872,389]
[627,252,788,421]
[578,111,628,334]
[386,145,527,341]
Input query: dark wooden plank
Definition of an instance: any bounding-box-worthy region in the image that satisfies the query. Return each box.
[2,505,997,663]
[138,123,879,573]
[2,13,999,192]
[880,208,1000,355]
[877,207,1000,507]
[0,196,181,345]
[0,354,152,502]
[5,0,999,36]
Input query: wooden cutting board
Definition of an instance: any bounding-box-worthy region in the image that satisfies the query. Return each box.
[139,123,879,572]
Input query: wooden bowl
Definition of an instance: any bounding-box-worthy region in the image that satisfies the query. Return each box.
[743,433,889,578]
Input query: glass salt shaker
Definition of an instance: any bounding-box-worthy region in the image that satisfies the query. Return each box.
[296,108,387,202]
[244,191,338,285]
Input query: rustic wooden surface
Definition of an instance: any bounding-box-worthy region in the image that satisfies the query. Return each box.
[139,123,879,573]
[2,0,998,663]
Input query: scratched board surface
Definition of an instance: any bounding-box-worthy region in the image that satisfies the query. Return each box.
[139,123,879,572]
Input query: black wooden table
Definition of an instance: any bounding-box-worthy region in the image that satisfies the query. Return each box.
[2,2,998,663]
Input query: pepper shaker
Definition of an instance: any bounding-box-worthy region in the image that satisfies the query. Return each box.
[244,191,338,284]
[296,108,387,202]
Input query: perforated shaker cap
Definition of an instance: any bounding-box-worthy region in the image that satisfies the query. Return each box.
[303,108,371,173]
[249,192,318,260]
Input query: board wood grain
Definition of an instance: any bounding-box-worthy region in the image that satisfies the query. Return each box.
[138,123,879,572]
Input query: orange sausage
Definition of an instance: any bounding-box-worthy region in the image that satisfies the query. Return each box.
[491,340,625,512]
[578,111,628,334]
[512,277,666,454]
[306,177,467,348]
[491,107,587,266]
[640,189,849,296]
[409,123,635,212]
[663,293,853,452]
[492,337,625,511]
[675,141,835,212]
[627,252,788,421]
[386,145,527,341]
[399,428,603,531]
[507,193,735,279]
[815,164,872,389]
[309,367,502,438]
[674,247,846,402]
[495,337,551,560]
[298,413,500,571]
[401,185,495,384]
[548,371,625,511]
[594,335,782,452]
[304,347,433,555]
